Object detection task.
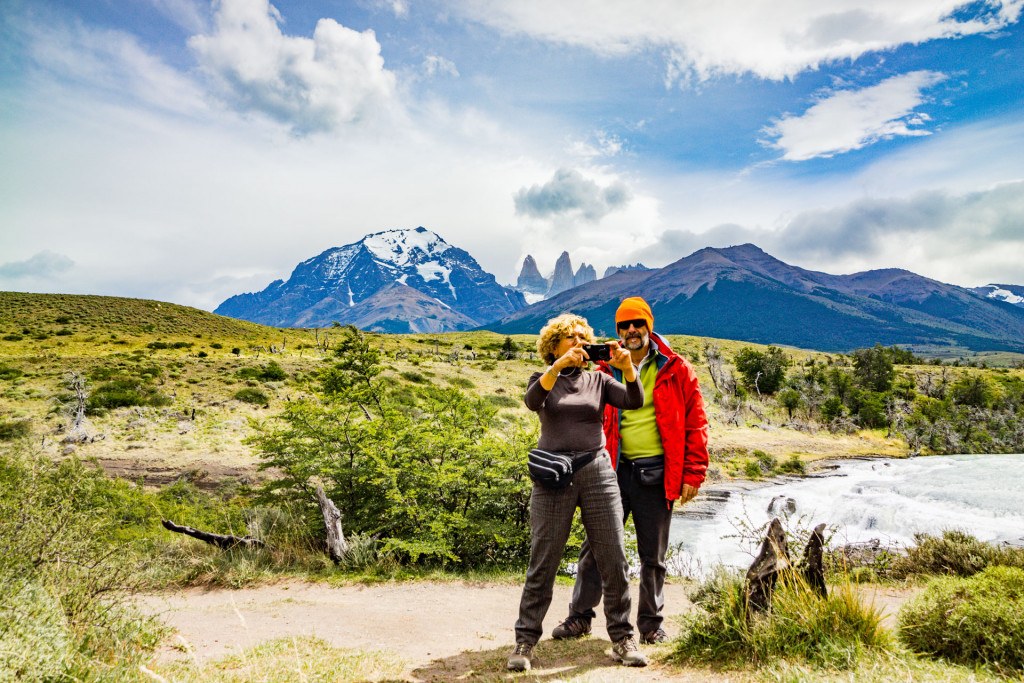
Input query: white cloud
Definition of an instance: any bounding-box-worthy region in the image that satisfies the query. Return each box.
[514,168,633,222]
[20,16,207,116]
[422,55,459,78]
[567,130,625,160]
[763,71,947,161]
[450,0,1023,82]
[0,251,74,279]
[188,0,398,134]
[632,180,1024,287]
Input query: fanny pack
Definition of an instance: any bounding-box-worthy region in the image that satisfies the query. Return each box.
[527,449,598,490]
[631,456,665,487]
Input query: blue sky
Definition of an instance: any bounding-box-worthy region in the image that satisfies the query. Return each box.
[2,0,1024,310]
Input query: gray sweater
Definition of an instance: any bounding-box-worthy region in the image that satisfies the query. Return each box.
[525,368,643,453]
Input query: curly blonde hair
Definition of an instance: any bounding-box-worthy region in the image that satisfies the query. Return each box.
[537,313,594,365]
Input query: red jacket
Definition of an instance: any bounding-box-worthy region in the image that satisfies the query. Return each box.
[600,332,709,502]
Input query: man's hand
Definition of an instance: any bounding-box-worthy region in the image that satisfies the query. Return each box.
[679,484,699,505]
[606,341,637,381]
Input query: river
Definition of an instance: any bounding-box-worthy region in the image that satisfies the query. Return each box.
[668,453,1024,575]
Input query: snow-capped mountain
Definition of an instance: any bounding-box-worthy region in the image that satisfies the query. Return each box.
[513,251,597,303]
[972,284,1024,308]
[215,227,526,332]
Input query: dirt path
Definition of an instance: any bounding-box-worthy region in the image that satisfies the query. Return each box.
[136,580,915,682]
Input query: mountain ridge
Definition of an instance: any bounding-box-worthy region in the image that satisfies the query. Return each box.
[488,244,1024,353]
[215,227,525,332]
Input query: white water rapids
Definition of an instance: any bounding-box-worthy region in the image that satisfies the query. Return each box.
[668,454,1024,574]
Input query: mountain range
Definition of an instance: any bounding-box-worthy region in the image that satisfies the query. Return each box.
[489,244,1024,353]
[213,229,1024,353]
[214,227,525,333]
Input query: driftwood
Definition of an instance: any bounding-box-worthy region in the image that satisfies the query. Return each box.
[161,519,265,550]
[315,484,348,563]
[745,517,790,612]
[802,523,828,598]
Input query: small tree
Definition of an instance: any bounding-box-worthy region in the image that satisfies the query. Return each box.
[734,346,790,395]
[777,389,802,419]
[852,344,895,392]
[500,336,518,360]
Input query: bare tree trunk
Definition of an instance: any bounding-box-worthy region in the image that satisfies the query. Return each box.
[745,517,790,613]
[161,519,265,550]
[315,483,348,564]
[802,523,828,598]
[63,371,90,443]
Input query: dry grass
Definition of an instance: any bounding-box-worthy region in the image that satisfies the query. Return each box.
[0,291,962,490]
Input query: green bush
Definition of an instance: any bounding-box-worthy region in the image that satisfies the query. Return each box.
[448,376,476,389]
[400,370,427,384]
[671,571,890,669]
[0,450,165,679]
[899,565,1024,672]
[486,394,520,409]
[777,454,806,475]
[250,326,534,568]
[237,361,287,382]
[2,334,23,342]
[234,387,269,405]
[87,378,172,413]
[0,418,31,441]
[0,365,23,380]
[891,530,1024,579]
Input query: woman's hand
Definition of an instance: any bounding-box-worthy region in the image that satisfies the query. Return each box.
[606,341,637,382]
[553,345,587,371]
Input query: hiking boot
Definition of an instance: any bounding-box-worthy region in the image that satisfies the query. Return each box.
[611,635,648,667]
[551,615,591,640]
[640,627,668,644]
[506,642,534,672]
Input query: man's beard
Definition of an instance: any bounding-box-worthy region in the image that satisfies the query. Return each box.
[622,331,648,351]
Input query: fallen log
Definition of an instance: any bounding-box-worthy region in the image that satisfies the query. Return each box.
[161,519,265,550]
[315,483,348,564]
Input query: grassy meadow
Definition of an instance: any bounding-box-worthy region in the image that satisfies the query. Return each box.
[3,291,1024,681]
[0,291,928,489]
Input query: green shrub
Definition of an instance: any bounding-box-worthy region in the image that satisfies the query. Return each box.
[2,334,23,342]
[486,394,520,409]
[0,451,165,679]
[0,365,23,381]
[448,376,476,389]
[777,454,806,475]
[891,530,1024,579]
[671,571,890,670]
[237,362,287,382]
[400,370,427,383]
[899,565,1024,672]
[210,342,223,349]
[87,379,172,413]
[0,418,31,441]
[743,460,763,479]
[234,387,269,405]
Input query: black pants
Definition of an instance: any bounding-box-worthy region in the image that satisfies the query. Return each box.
[567,456,673,634]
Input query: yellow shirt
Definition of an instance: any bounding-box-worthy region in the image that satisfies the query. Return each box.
[619,347,664,461]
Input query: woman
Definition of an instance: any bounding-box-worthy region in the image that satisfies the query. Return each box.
[508,313,647,671]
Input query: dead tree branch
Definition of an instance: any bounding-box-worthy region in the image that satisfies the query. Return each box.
[161,519,265,550]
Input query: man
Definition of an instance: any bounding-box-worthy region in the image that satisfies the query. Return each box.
[552,296,709,644]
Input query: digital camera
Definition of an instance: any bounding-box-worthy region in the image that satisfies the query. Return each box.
[582,343,612,362]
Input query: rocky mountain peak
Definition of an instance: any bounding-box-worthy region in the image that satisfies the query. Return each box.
[516,255,548,295]
[547,251,576,297]
[215,226,525,331]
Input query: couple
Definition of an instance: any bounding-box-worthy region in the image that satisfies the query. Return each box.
[509,297,710,672]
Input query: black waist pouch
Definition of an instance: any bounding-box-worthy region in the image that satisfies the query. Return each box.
[528,449,597,489]
[631,456,665,487]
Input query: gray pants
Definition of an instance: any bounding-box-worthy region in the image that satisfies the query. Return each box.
[568,457,674,634]
[514,451,635,645]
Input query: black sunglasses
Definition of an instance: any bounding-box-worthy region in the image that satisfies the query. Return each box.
[617,318,647,331]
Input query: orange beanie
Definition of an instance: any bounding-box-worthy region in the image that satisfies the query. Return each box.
[615,296,654,331]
